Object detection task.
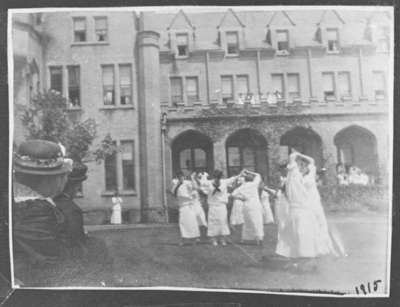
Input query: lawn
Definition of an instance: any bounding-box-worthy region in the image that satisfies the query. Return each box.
[13,211,390,295]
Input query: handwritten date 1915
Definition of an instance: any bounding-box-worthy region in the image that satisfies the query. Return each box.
[355,280,382,295]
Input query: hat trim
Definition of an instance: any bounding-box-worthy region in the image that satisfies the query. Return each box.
[14,163,71,175]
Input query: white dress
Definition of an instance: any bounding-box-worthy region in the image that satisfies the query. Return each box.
[171,180,200,239]
[110,197,122,224]
[230,199,244,225]
[279,154,321,258]
[232,175,264,241]
[260,190,275,224]
[201,177,237,237]
[304,164,346,257]
[192,190,207,227]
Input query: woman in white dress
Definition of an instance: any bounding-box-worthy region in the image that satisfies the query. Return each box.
[190,172,208,239]
[260,188,275,225]
[171,172,200,245]
[281,150,321,258]
[111,191,123,224]
[199,170,240,246]
[231,170,264,245]
[230,176,245,227]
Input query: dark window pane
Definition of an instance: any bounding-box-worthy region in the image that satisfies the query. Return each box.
[121,141,135,190]
[50,67,62,94]
[68,66,80,106]
[105,152,117,191]
[178,45,188,56]
[103,66,115,105]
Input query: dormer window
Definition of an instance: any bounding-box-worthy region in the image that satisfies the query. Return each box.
[226,31,239,55]
[276,30,289,51]
[326,28,339,52]
[176,33,189,57]
[73,17,87,42]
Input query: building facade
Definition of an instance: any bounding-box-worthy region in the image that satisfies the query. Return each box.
[12,8,392,223]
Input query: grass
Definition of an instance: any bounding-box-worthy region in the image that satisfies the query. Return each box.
[13,211,389,294]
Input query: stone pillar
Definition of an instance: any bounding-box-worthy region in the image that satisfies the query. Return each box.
[267,134,281,186]
[213,139,227,176]
[137,30,163,222]
[317,126,338,185]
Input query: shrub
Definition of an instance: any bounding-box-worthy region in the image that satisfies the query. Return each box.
[319,184,389,213]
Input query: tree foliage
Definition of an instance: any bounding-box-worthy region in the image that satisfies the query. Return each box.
[21,90,118,162]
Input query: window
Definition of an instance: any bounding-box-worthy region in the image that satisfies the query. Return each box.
[322,72,335,101]
[236,75,249,96]
[276,30,289,51]
[227,146,257,176]
[338,72,351,98]
[73,18,87,42]
[376,26,390,53]
[287,73,300,101]
[221,76,234,102]
[104,148,117,192]
[186,77,199,103]
[95,17,108,42]
[326,28,339,52]
[271,74,284,99]
[119,64,132,105]
[102,65,115,105]
[50,66,62,94]
[179,148,207,175]
[121,141,135,190]
[170,77,183,105]
[373,71,386,100]
[226,32,239,55]
[67,66,80,106]
[176,33,189,57]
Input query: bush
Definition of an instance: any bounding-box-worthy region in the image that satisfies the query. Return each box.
[319,184,389,213]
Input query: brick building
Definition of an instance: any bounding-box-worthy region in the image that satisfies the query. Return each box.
[12,8,392,223]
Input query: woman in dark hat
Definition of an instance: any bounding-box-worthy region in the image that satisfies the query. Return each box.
[53,161,88,248]
[13,139,72,264]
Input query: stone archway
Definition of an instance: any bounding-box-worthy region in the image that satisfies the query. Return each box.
[225,128,269,179]
[171,130,214,177]
[334,125,378,177]
[280,126,324,168]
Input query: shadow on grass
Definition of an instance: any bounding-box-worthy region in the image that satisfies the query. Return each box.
[13,236,115,287]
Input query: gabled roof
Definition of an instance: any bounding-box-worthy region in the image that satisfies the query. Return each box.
[318,10,345,25]
[217,8,245,29]
[267,11,296,27]
[167,9,195,30]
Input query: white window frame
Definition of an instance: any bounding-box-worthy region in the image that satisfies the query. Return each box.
[94,16,108,42]
[326,28,340,53]
[72,17,87,43]
[225,31,240,56]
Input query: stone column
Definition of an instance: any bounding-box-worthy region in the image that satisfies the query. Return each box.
[267,134,281,186]
[137,30,163,222]
[316,126,338,185]
[213,139,227,176]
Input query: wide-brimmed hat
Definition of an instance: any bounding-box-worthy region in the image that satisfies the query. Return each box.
[14,140,72,175]
[68,161,88,182]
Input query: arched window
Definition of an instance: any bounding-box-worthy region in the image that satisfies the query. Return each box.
[226,129,268,178]
[172,130,213,177]
[334,125,378,177]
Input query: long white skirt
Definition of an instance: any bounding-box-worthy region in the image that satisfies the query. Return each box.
[207,204,230,237]
[261,194,275,224]
[193,201,207,227]
[242,203,264,241]
[179,205,200,239]
[230,199,244,225]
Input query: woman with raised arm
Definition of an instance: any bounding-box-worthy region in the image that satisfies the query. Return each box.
[231,170,264,245]
[200,170,241,246]
[280,149,321,259]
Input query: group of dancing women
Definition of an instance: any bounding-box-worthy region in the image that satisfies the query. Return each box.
[171,149,346,264]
